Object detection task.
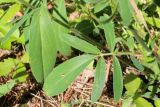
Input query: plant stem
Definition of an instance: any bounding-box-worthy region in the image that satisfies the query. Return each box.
[101,52,138,57]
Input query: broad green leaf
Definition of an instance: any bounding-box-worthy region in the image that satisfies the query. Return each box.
[116,0,132,26]
[0,80,15,97]
[131,56,144,71]
[62,34,100,54]
[154,98,160,107]
[91,57,106,102]
[1,9,37,44]
[100,15,116,52]
[52,0,71,56]
[29,6,57,82]
[0,4,21,24]
[0,58,15,76]
[43,55,96,96]
[113,56,123,102]
[134,97,153,107]
[94,0,108,13]
[124,74,144,95]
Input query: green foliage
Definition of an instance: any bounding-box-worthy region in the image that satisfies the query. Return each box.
[0,81,15,97]
[113,56,123,102]
[1,0,160,105]
[91,57,106,102]
[43,55,96,96]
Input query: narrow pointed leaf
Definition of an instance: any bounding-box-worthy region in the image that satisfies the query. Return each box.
[91,57,106,102]
[116,0,132,26]
[131,56,144,71]
[100,15,116,52]
[43,55,96,96]
[2,9,37,44]
[62,34,100,54]
[0,4,21,24]
[113,56,123,102]
[29,6,57,82]
[52,0,71,55]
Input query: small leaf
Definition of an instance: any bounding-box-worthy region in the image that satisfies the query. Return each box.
[91,57,106,102]
[13,63,27,82]
[0,81,15,97]
[131,56,144,71]
[94,0,108,13]
[43,55,96,96]
[0,58,16,76]
[63,34,100,54]
[113,56,123,102]
[134,97,153,107]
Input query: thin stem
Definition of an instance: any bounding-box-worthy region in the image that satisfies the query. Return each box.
[101,52,138,57]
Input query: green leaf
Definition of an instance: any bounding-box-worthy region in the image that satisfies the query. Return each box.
[52,0,71,56]
[116,0,132,26]
[0,0,16,3]
[29,6,57,82]
[124,74,144,95]
[131,56,144,71]
[134,97,153,107]
[91,57,106,102]
[113,56,123,102]
[0,58,15,76]
[154,98,160,107]
[0,81,15,97]
[100,15,116,52]
[94,0,108,13]
[0,4,21,24]
[43,55,96,96]
[62,34,100,54]
[145,17,160,29]
[13,63,27,82]
[0,24,21,49]
[1,9,37,44]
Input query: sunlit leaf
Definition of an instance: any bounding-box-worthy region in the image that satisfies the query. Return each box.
[124,74,144,95]
[134,97,153,107]
[0,80,15,97]
[0,4,21,24]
